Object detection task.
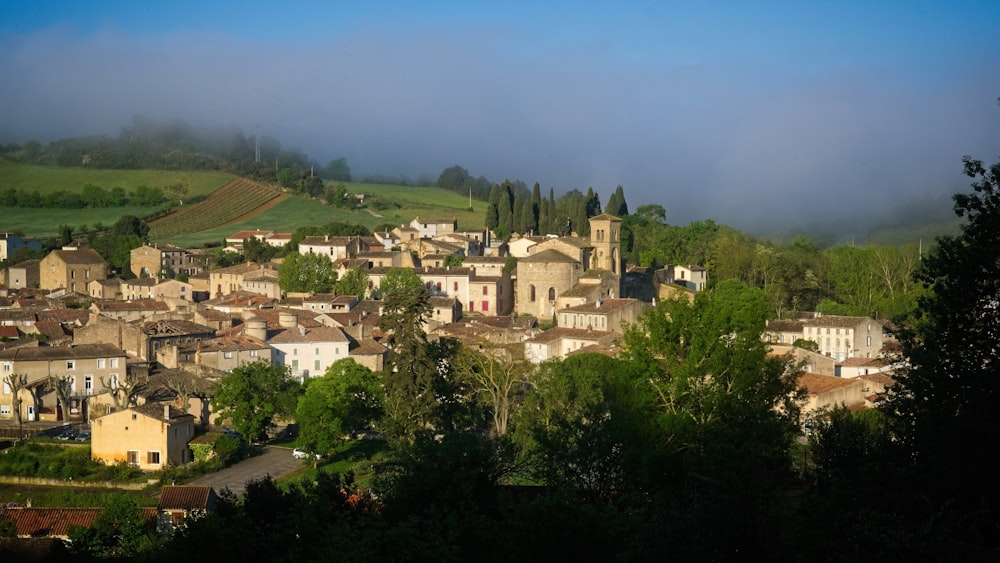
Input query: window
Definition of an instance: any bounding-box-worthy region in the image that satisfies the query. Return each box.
[867,336,872,346]
[314,360,320,371]
[293,348,298,356]
[548,288,555,301]
[97,359,106,369]
[453,282,458,292]
[2,362,10,373]
[66,361,75,370]
[110,358,119,368]
[2,381,9,395]
[69,376,76,393]
[529,285,536,302]
[109,374,119,389]
[436,282,442,291]
[223,351,233,359]
[147,451,161,465]
[315,348,320,355]
[127,450,140,467]
[250,350,258,357]
[0,405,10,416]
[482,286,488,295]
[85,376,93,396]
[482,300,489,312]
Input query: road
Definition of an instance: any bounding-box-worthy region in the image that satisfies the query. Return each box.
[188,446,306,496]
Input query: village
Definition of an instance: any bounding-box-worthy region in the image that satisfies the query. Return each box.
[3,212,895,451]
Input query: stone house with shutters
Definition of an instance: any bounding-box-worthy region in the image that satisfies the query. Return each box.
[556,298,647,335]
[800,315,884,361]
[39,249,107,293]
[0,343,127,422]
[130,243,201,279]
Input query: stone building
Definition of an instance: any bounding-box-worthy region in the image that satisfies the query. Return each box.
[130,244,201,279]
[0,343,127,422]
[6,259,40,290]
[39,249,107,293]
[515,215,622,319]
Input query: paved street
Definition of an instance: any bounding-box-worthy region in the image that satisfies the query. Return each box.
[188,446,306,496]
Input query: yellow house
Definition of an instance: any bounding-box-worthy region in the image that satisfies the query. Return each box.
[91,403,195,470]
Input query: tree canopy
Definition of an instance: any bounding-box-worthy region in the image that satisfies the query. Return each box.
[211,361,301,442]
[277,251,337,294]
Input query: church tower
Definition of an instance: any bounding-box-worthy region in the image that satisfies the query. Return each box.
[589,213,621,274]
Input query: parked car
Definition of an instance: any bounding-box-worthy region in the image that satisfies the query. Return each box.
[293,447,320,460]
[56,428,79,441]
[74,431,91,441]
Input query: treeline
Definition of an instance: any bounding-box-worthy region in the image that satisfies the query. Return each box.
[0,115,352,186]
[0,184,172,209]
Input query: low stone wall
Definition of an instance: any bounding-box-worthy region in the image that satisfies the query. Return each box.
[0,475,158,490]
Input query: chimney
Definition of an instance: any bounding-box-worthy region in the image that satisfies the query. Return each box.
[163,404,171,420]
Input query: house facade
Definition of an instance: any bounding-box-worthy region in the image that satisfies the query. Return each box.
[39,249,108,293]
[0,343,127,422]
[801,315,884,360]
[91,403,195,470]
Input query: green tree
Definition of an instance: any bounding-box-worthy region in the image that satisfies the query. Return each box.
[437,165,471,190]
[211,361,300,442]
[335,267,369,297]
[111,214,150,239]
[514,354,656,495]
[325,157,352,182]
[377,268,436,441]
[278,252,337,294]
[325,182,349,207]
[58,224,73,246]
[68,494,152,558]
[879,156,1000,552]
[164,180,189,205]
[623,279,803,478]
[243,236,278,264]
[296,359,384,455]
[606,184,628,217]
[453,344,529,437]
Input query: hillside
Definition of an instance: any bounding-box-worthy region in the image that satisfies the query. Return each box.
[0,161,486,244]
[157,182,488,247]
[148,178,286,240]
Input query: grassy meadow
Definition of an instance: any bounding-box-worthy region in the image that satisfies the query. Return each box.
[157,181,487,247]
[0,160,486,244]
[0,160,234,197]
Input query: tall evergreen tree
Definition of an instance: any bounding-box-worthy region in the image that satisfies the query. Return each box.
[606,185,628,217]
[512,191,526,233]
[378,269,437,441]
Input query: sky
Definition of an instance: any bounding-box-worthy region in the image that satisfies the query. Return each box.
[2,0,999,235]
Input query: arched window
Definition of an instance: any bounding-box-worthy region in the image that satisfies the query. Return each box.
[548,287,556,301]
[529,285,536,301]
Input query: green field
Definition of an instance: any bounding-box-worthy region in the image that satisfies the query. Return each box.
[0,161,488,243]
[0,160,234,197]
[1,206,162,238]
[158,182,487,247]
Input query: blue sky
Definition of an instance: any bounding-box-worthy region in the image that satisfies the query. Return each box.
[2,1,999,234]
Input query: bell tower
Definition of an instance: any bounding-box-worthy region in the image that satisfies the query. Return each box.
[589,213,621,274]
